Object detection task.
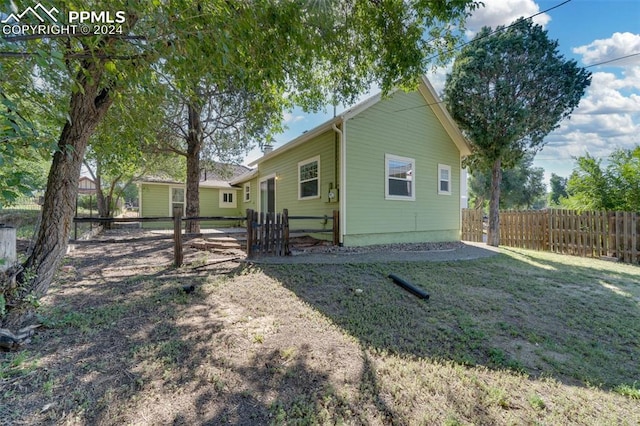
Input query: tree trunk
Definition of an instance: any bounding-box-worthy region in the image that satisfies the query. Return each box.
[94,164,113,230]
[487,157,502,247]
[84,160,110,229]
[185,102,203,234]
[2,63,113,329]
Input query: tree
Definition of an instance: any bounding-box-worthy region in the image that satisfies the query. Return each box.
[608,146,640,211]
[549,173,568,205]
[1,0,479,328]
[469,153,546,210]
[564,147,640,211]
[1,80,58,206]
[157,79,281,233]
[82,89,177,221]
[444,18,591,246]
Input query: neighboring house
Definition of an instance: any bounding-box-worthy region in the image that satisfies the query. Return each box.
[137,164,250,227]
[232,75,472,246]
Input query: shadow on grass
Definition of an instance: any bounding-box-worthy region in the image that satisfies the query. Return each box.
[1,253,401,424]
[2,242,638,424]
[257,248,640,392]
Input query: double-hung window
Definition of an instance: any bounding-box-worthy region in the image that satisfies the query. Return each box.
[385,154,415,200]
[438,164,452,195]
[220,190,237,208]
[244,183,251,202]
[298,156,320,200]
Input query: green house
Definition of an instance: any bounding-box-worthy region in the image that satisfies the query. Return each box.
[233,76,471,246]
[138,76,470,244]
[137,164,250,228]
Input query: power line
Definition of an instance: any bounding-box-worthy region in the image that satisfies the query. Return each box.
[424,0,573,64]
[391,1,578,114]
[585,52,640,68]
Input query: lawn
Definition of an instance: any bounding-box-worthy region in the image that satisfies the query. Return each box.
[1,240,638,425]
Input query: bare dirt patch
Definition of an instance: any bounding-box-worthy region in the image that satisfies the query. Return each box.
[1,230,379,424]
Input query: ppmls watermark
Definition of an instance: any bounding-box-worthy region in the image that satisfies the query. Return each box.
[1,3,126,36]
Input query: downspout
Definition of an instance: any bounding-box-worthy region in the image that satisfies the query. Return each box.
[332,122,346,245]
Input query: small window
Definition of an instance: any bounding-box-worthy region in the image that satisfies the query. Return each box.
[244,183,251,202]
[171,187,185,214]
[385,154,415,200]
[219,190,237,208]
[438,164,452,195]
[298,156,320,200]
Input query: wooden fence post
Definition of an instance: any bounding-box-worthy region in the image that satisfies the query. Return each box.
[246,209,254,258]
[258,211,264,255]
[0,224,16,272]
[632,212,638,264]
[173,206,183,267]
[283,209,289,255]
[332,210,339,246]
[264,212,270,255]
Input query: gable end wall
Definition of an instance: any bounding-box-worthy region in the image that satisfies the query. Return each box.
[344,90,461,245]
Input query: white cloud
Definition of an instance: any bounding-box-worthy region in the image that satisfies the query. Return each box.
[552,34,640,168]
[424,62,453,96]
[465,0,550,37]
[573,32,640,66]
[538,107,640,166]
[282,111,304,124]
[577,71,640,114]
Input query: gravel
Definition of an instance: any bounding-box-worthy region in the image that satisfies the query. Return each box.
[251,241,500,264]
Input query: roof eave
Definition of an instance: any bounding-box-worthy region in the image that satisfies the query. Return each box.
[230,168,259,185]
[248,116,343,167]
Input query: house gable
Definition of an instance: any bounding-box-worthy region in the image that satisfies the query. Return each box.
[343,87,463,245]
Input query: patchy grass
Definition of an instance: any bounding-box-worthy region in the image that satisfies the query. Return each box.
[263,248,640,391]
[1,241,639,425]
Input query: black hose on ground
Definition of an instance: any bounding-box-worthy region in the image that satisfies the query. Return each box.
[388,274,430,300]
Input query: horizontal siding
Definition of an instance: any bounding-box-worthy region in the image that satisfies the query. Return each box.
[199,188,242,217]
[344,229,459,246]
[237,178,257,214]
[259,130,339,231]
[140,183,242,228]
[345,90,461,243]
[199,187,243,227]
[140,184,170,217]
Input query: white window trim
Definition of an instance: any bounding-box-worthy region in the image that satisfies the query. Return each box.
[244,183,251,202]
[219,190,237,208]
[298,155,321,200]
[385,154,415,201]
[438,164,452,196]
[169,186,186,215]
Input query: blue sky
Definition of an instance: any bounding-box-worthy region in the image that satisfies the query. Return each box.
[245,0,640,185]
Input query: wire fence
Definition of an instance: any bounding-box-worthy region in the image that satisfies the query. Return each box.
[0,196,43,212]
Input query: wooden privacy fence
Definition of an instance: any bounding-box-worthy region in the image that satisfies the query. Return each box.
[500,210,549,251]
[461,208,484,242]
[461,208,640,264]
[245,209,339,258]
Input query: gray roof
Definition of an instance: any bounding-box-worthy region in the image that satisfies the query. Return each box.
[138,163,253,189]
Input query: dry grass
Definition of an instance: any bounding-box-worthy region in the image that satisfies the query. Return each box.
[1,236,639,425]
